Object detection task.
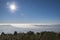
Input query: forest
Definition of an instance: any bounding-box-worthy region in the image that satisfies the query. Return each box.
[0,31,60,40]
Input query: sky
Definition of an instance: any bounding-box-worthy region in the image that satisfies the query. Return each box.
[0,0,60,24]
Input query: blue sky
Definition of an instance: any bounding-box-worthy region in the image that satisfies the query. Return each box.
[0,0,60,23]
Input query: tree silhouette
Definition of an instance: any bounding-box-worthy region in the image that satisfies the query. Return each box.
[1,32,5,35]
[14,31,17,35]
[36,32,40,35]
[27,31,34,35]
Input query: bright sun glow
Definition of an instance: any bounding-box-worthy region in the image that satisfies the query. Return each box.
[9,4,16,11]
[10,4,16,10]
[7,2,17,13]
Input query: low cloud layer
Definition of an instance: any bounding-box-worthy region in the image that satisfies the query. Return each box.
[0,23,60,33]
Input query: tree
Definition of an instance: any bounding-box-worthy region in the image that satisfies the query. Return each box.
[27,31,34,35]
[36,32,40,35]
[1,32,5,35]
[14,31,17,35]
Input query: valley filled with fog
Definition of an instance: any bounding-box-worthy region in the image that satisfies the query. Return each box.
[0,24,60,33]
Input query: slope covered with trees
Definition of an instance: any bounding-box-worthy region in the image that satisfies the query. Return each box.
[0,31,60,40]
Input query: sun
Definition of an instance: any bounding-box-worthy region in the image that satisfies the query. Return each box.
[9,4,16,11]
[7,2,17,13]
[10,4,16,10]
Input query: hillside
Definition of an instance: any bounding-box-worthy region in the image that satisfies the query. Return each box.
[0,31,60,40]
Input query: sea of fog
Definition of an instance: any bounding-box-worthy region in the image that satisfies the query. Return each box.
[0,24,60,33]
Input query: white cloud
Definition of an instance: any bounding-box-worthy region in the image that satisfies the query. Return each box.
[0,23,60,28]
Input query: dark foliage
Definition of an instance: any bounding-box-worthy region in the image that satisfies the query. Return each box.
[27,31,34,35]
[1,32,5,35]
[14,31,17,35]
[0,31,60,40]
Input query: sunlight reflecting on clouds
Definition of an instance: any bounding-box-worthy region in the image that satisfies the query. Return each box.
[0,23,60,28]
[10,24,35,28]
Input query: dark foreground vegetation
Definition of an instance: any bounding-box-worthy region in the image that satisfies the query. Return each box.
[0,31,60,40]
